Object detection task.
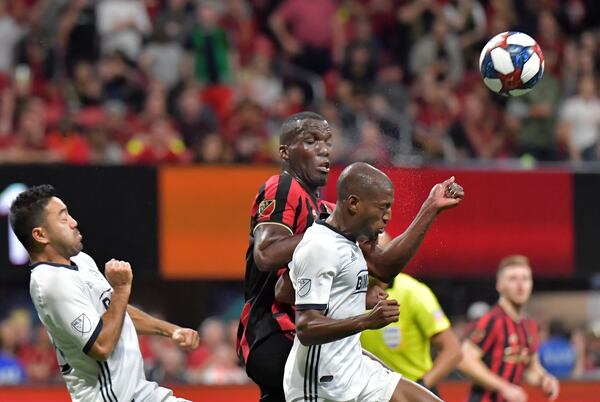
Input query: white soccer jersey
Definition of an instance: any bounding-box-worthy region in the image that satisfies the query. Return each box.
[284,221,373,401]
[29,252,175,402]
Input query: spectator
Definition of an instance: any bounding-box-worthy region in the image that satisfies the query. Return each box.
[506,48,561,161]
[17,324,59,383]
[153,0,194,44]
[269,0,338,75]
[96,0,152,61]
[0,320,26,385]
[188,2,231,85]
[449,91,507,160]
[173,85,219,156]
[539,321,577,379]
[0,0,26,75]
[409,14,464,86]
[57,0,100,77]
[557,75,600,161]
[348,119,391,165]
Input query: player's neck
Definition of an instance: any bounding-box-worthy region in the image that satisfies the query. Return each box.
[283,168,319,197]
[326,210,357,242]
[30,248,71,266]
[498,297,525,322]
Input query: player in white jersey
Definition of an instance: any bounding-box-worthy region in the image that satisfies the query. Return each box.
[9,185,200,402]
[284,162,464,402]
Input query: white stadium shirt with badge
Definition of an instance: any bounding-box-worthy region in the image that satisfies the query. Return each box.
[284,221,398,402]
[29,252,176,402]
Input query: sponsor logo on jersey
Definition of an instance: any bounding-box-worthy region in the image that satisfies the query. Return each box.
[355,270,368,292]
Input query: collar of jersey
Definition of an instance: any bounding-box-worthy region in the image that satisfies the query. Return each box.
[316,220,356,242]
[29,261,79,271]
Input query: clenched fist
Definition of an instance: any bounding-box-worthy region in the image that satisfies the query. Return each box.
[105,259,133,292]
[365,299,400,330]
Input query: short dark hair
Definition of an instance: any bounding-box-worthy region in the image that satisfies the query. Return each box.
[9,185,56,252]
[279,111,326,146]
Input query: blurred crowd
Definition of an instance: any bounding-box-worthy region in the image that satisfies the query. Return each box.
[0,0,599,166]
[0,307,251,386]
[3,302,600,385]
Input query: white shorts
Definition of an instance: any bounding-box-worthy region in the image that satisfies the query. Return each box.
[288,355,402,402]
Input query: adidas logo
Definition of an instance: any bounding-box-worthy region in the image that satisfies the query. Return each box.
[350,251,357,262]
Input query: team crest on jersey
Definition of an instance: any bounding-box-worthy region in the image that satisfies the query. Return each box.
[71,313,92,335]
[297,278,311,297]
[258,199,276,217]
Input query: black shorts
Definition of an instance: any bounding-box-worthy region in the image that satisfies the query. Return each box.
[245,332,293,402]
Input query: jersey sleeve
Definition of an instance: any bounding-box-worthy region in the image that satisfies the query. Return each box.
[291,238,339,311]
[254,174,301,233]
[411,283,451,338]
[31,271,103,355]
[468,312,499,354]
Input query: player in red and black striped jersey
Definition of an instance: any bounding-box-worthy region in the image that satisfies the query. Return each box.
[459,255,560,402]
[237,112,335,402]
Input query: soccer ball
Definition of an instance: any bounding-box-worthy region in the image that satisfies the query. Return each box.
[479,32,544,96]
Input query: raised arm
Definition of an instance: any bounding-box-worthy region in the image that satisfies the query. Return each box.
[88,259,133,361]
[364,178,464,282]
[127,305,199,351]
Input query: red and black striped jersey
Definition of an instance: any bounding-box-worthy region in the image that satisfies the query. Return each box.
[467,304,539,402]
[237,172,334,364]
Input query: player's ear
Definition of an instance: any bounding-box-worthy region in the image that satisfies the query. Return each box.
[347,194,360,214]
[31,227,49,246]
[279,144,289,161]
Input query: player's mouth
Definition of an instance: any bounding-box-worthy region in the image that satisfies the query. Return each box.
[316,161,330,174]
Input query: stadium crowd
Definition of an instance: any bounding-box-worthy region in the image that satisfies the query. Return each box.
[0,0,599,165]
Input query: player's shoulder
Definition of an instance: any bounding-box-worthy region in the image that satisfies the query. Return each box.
[71,252,99,270]
[298,223,340,254]
[263,172,305,197]
[30,260,81,301]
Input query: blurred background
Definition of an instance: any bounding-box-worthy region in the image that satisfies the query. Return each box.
[0,0,600,400]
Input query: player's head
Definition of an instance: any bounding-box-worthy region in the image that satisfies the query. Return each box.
[496,255,533,307]
[336,162,394,241]
[9,185,83,259]
[279,112,332,189]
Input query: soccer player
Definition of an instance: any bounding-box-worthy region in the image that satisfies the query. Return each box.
[236,112,336,401]
[284,162,463,402]
[459,255,560,402]
[9,185,199,402]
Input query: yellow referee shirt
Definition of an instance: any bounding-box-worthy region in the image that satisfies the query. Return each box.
[360,273,450,381]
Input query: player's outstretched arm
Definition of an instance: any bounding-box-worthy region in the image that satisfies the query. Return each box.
[88,259,133,361]
[363,177,464,282]
[254,224,304,272]
[458,340,527,402]
[296,299,399,346]
[127,305,200,351]
[524,353,559,401]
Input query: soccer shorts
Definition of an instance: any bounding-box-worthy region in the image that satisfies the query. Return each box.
[287,354,402,402]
